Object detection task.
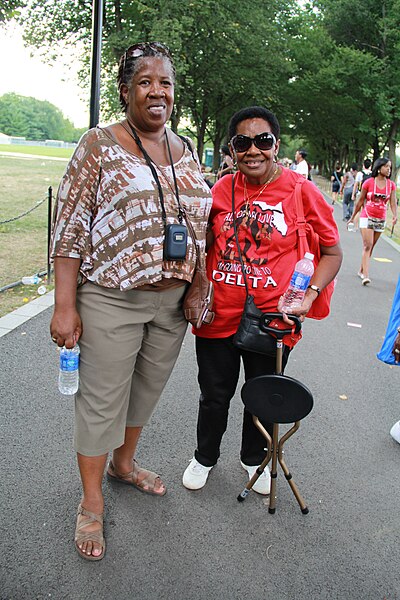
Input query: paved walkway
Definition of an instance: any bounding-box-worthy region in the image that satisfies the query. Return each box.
[1,181,400,600]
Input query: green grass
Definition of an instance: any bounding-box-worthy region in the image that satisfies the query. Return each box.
[0,144,74,159]
[0,154,67,316]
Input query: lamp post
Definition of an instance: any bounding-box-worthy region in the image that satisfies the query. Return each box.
[89,0,103,128]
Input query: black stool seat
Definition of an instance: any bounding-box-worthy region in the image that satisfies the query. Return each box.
[241,374,313,423]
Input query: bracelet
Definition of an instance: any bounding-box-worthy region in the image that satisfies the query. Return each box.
[307,284,321,296]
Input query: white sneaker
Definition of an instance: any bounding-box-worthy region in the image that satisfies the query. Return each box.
[182,457,213,490]
[240,461,271,495]
[390,421,400,444]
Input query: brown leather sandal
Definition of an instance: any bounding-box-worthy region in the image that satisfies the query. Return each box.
[107,459,167,496]
[75,504,106,561]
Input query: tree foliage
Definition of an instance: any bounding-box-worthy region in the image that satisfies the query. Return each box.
[284,1,400,175]
[13,0,300,166]
[2,0,400,173]
[0,0,24,23]
[0,93,85,142]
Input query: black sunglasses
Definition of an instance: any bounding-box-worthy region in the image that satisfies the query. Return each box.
[123,42,172,69]
[230,132,276,153]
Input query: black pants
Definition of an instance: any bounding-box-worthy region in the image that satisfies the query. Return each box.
[194,335,290,467]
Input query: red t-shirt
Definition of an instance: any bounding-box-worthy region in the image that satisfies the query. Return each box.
[195,168,339,344]
[361,177,396,220]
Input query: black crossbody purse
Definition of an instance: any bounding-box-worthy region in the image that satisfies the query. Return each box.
[231,176,278,356]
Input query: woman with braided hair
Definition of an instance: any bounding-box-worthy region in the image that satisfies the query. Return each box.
[50,42,212,560]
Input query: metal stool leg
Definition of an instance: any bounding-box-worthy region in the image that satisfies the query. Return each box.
[278,423,309,514]
[268,423,279,514]
[237,417,309,515]
[237,417,272,502]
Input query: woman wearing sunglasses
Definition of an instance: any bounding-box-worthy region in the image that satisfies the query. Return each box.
[183,106,342,493]
[50,42,212,560]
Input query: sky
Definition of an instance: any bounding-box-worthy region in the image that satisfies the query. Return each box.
[0,22,90,128]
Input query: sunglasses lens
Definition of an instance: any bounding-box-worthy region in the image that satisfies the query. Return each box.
[231,133,275,153]
[150,42,171,55]
[126,42,171,60]
[255,133,275,150]
[232,136,251,153]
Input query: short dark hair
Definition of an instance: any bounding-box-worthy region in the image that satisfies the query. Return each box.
[363,158,372,169]
[297,148,307,159]
[371,157,390,178]
[351,163,358,171]
[117,42,176,112]
[228,106,280,141]
[220,145,231,156]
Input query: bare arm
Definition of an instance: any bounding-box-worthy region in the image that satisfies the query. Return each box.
[339,174,347,194]
[50,257,82,348]
[349,188,367,222]
[390,189,398,225]
[352,178,359,199]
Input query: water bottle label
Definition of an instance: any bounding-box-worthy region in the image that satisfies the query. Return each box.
[60,353,79,372]
[290,271,311,291]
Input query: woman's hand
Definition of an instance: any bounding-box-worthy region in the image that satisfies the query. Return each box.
[50,306,82,348]
[277,290,316,325]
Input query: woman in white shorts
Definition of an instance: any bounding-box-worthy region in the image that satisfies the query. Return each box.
[348,157,397,285]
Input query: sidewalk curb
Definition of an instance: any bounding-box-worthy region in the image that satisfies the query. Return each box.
[0,290,54,338]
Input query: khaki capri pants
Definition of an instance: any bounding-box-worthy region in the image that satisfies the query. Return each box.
[75,282,188,456]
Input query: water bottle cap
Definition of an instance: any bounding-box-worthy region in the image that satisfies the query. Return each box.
[304,252,314,261]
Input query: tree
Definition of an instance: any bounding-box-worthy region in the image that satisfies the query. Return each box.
[0,1,25,23]
[0,93,83,141]
[13,0,299,162]
[313,0,400,175]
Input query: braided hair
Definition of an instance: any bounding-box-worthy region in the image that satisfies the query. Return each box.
[117,42,176,112]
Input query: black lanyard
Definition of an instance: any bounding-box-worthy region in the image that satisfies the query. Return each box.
[126,121,184,225]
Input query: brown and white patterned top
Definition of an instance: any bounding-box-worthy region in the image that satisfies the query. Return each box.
[50,127,212,290]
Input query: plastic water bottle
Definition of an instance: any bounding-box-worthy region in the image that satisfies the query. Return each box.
[58,344,80,395]
[21,274,41,285]
[347,222,355,232]
[281,252,315,312]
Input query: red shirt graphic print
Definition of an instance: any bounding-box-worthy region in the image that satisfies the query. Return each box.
[195,169,339,339]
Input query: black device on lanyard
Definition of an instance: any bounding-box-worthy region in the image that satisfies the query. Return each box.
[127,121,188,261]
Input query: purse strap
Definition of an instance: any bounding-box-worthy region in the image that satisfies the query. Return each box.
[231,174,251,297]
[232,176,313,289]
[294,179,310,259]
[182,208,203,270]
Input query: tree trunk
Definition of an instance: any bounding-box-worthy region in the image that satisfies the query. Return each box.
[114,0,122,32]
[170,103,182,134]
[213,136,222,172]
[196,104,209,163]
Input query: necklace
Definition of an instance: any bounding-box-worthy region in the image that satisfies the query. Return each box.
[243,166,278,214]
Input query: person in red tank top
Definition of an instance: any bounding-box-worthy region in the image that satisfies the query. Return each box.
[182,106,342,494]
[348,157,398,285]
